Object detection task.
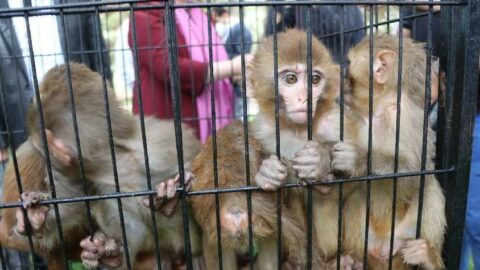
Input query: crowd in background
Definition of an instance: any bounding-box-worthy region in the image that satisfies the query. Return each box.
[0,1,477,269]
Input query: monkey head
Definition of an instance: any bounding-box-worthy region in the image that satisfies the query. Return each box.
[249,29,338,125]
[26,63,136,171]
[347,34,428,109]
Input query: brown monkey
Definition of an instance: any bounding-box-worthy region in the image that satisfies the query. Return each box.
[249,29,364,268]
[189,29,346,269]
[332,35,446,269]
[0,140,87,270]
[23,63,202,269]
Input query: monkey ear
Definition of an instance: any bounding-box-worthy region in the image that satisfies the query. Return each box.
[45,129,73,166]
[373,50,397,85]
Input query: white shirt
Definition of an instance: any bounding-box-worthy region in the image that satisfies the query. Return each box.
[8,0,64,83]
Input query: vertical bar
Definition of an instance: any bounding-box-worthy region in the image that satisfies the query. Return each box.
[128,3,163,269]
[415,0,434,240]
[237,1,255,269]
[58,6,96,240]
[23,9,70,269]
[306,4,313,270]
[164,2,194,269]
[387,6,404,270]
[204,2,223,269]
[336,5,345,270]
[439,0,480,268]
[271,4,283,270]
[363,4,374,268]
[386,0,390,34]
[93,6,132,270]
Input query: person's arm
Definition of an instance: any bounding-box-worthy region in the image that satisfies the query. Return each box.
[208,54,253,82]
[129,10,207,95]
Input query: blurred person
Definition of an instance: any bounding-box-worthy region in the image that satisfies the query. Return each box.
[113,17,135,108]
[8,0,112,83]
[129,1,250,143]
[460,75,480,270]
[265,1,365,63]
[0,0,112,268]
[212,7,253,118]
[401,2,441,57]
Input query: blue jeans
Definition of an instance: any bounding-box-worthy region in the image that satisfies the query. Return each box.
[460,115,480,270]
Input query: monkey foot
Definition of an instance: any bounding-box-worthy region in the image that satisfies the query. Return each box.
[328,255,364,270]
[15,192,50,236]
[254,155,287,191]
[292,141,323,179]
[80,232,123,269]
[400,239,435,269]
[143,172,195,217]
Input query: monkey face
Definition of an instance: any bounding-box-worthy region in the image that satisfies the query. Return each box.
[278,64,327,124]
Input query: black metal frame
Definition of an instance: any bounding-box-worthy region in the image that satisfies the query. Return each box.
[0,0,478,269]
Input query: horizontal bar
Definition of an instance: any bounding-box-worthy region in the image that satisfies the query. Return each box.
[0,0,465,18]
[0,167,455,209]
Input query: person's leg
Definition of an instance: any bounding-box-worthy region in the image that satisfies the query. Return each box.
[463,115,480,270]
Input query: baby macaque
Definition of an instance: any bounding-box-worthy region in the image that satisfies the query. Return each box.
[189,29,345,269]
[332,35,446,269]
[250,29,364,268]
[23,63,202,269]
[0,140,87,270]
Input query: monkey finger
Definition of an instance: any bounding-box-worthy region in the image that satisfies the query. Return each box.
[81,250,101,261]
[263,159,287,174]
[99,255,123,268]
[104,238,122,257]
[82,258,100,269]
[14,210,26,235]
[313,184,334,194]
[292,155,320,165]
[304,140,319,148]
[166,179,178,199]
[156,182,168,199]
[259,166,287,181]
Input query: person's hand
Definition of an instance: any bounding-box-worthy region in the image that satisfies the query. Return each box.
[230,54,253,77]
[0,148,8,163]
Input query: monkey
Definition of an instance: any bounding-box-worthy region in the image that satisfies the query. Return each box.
[248,29,367,269]
[188,29,353,269]
[331,34,446,269]
[0,140,87,270]
[21,62,203,269]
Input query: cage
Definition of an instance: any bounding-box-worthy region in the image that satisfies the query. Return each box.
[0,0,478,270]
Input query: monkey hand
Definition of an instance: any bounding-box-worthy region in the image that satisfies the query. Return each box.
[400,239,438,270]
[80,232,123,269]
[292,141,324,180]
[327,255,364,270]
[143,172,195,217]
[254,155,287,191]
[331,141,359,177]
[15,192,50,237]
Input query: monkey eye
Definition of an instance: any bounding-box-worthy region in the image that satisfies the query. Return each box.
[284,74,298,84]
[312,74,322,85]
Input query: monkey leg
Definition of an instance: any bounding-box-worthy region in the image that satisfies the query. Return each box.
[254,155,288,191]
[326,255,364,270]
[400,239,443,270]
[202,233,237,270]
[15,191,50,236]
[255,237,279,269]
[80,231,123,269]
